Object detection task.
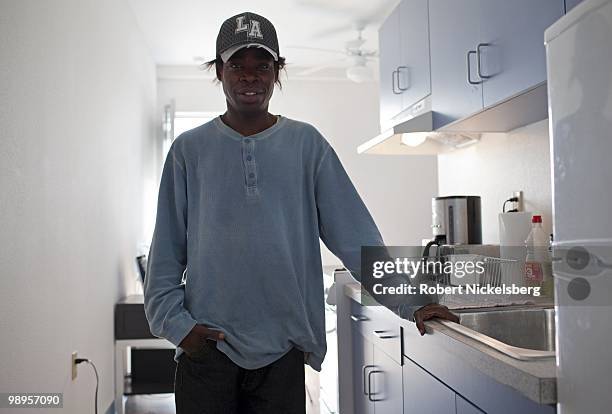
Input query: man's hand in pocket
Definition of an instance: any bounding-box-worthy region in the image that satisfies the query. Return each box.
[179,324,225,356]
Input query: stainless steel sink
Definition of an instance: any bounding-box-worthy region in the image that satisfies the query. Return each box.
[436,306,556,360]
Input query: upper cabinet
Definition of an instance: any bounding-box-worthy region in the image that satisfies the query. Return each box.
[398,0,431,118]
[428,0,564,126]
[428,0,483,127]
[379,6,403,128]
[478,0,565,107]
[374,0,565,140]
[379,0,431,129]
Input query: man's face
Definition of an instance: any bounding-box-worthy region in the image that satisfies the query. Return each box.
[218,47,278,114]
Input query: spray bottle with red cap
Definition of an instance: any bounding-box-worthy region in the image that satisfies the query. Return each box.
[524,215,553,296]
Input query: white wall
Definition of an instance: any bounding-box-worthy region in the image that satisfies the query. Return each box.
[438,120,553,244]
[157,70,438,264]
[0,1,157,412]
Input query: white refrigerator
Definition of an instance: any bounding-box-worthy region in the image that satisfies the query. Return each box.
[545,0,612,412]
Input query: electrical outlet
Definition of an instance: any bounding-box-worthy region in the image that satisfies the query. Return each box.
[513,190,524,212]
[72,351,78,380]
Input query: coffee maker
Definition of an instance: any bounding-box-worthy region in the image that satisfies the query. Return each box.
[423,195,483,258]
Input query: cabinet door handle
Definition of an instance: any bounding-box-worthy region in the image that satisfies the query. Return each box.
[397,66,409,91]
[367,369,384,402]
[392,69,402,94]
[350,314,368,322]
[466,50,482,85]
[373,330,397,339]
[362,364,376,395]
[476,43,492,79]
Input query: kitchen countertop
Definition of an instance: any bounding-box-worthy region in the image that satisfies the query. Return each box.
[344,282,557,405]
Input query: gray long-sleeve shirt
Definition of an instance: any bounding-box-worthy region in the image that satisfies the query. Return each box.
[143,115,384,371]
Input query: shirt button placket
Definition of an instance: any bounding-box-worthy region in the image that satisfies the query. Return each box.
[243,138,257,195]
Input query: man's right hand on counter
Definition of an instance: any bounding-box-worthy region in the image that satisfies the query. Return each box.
[414,303,460,336]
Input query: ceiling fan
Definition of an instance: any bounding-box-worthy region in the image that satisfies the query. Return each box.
[286,25,378,83]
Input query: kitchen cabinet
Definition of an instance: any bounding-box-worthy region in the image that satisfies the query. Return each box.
[344,294,556,414]
[428,0,483,126]
[429,0,564,124]
[371,346,404,413]
[403,356,456,414]
[456,394,485,414]
[478,0,564,107]
[379,0,431,128]
[352,328,375,414]
[379,5,402,127]
[376,0,564,137]
[565,0,584,11]
[351,314,403,413]
[397,0,431,114]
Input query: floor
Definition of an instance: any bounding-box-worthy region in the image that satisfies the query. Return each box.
[123,393,324,414]
[125,394,175,414]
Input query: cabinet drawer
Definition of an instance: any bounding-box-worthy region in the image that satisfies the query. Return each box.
[349,299,376,337]
[403,357,456,414]
[350,299,402,364]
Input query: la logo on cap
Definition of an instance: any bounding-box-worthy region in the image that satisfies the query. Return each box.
[235,15,263,38]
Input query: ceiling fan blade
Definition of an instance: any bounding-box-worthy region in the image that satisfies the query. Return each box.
[345,37,366,50]
[361,50,379,58]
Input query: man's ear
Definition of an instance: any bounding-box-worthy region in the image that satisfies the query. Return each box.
[216,61,223,82]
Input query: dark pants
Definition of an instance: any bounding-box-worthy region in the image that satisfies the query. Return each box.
[174,339,306,414]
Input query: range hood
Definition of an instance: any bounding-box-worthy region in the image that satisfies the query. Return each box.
[358,82,548,155]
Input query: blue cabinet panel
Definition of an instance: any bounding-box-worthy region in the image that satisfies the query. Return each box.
[565,0,584,12]
[372,347,404,413]
[352,330,375,414]
[456,394,485,414]
[379,5,403,127]
[399,0,431,110]
[403,357,456,413]
[479,0,564,107]
[429,0,483,125]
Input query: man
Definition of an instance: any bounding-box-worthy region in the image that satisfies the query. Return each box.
[144,11,458,414]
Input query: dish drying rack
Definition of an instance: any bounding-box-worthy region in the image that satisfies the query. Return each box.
[423,254,520,286]
[428,254,530,308]
[479,255,521,287]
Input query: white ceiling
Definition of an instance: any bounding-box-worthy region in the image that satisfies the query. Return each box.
[127,0,398,79]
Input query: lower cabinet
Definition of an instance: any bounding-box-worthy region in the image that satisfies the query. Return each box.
[352,329,403,414]
[371,347,403,413]
[565,0,583,12]
[352,330,375,414]
[403,357,456,413]
[346,298,550,414]
[456,394,485,414]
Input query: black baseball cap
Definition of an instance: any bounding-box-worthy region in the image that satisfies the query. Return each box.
[216,12,280,62]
